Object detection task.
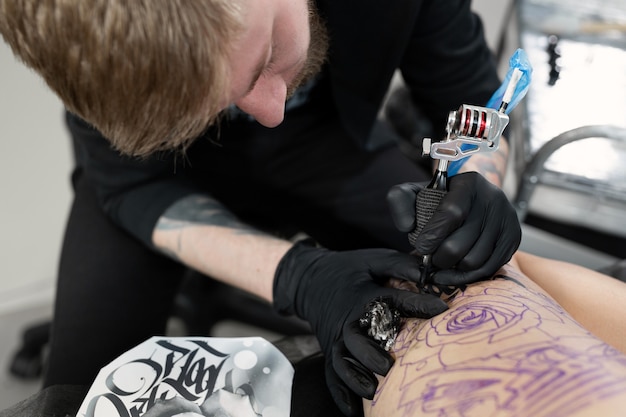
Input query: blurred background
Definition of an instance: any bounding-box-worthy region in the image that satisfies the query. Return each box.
[1,0,625,411]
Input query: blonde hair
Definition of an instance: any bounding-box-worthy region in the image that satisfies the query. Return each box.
[0,0,244,156]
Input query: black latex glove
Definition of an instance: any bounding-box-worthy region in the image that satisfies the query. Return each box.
[387,172,521,286]
[273,240,448,416]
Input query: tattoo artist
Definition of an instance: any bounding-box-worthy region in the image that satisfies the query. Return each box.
[0,0,521,416]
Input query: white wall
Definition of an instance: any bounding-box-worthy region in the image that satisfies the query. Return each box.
[473,0,511,52]
[0,41,72,314]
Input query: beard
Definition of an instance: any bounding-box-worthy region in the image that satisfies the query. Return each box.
[286,0,329,98]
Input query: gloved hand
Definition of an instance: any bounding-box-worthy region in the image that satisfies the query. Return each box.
[387,172,521,286]
[273,239,448,416]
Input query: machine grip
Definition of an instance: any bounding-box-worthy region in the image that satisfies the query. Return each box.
[408,188,447,248]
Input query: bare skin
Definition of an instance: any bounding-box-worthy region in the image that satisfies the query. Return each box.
[364,255,626,417]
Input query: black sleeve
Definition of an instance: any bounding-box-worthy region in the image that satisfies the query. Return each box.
[400,0,502,136]
[66,111,201,247]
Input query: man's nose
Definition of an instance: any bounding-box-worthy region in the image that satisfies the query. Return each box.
[234,75,287,127]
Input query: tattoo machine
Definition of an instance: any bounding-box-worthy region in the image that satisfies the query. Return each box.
[409,49,533,282]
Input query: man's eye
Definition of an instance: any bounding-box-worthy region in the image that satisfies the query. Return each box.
[246,79,259,95]
[246,58,275,95]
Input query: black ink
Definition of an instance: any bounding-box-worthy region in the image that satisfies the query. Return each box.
[493,274,525,288]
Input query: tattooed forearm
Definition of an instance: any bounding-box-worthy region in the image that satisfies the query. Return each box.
[157,244,183,262]
[153,194,268,260]
[458,137,508,187]
[156,194,264,234]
